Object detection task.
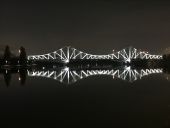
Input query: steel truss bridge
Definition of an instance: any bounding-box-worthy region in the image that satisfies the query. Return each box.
[27,46,162,63]
[28,67,163,84]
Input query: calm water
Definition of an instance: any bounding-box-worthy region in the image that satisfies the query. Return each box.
[0,67,170,128]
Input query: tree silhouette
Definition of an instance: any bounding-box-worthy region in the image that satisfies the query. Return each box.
[3,45,11,64]
[19,46,27,65]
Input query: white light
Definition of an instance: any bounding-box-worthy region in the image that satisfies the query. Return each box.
[63,67,69,71]
[125,66,131,70]
[126,58,131,63]
[64,59,69,63]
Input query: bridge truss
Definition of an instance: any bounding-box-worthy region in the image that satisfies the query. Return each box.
[27,46,162,63]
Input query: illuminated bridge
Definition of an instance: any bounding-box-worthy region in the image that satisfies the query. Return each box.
[28,66,163,84]
[27,46,162,63]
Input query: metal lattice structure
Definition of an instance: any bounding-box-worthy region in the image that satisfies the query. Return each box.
[27,46,162,63]
[28,67,163,84]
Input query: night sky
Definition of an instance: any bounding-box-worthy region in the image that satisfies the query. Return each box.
[0,1,170,54]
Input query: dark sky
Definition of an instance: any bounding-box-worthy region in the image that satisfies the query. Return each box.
[0,1,170,55]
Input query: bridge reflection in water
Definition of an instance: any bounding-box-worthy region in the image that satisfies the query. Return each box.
[28,66,163,84]
[0,63,167,86]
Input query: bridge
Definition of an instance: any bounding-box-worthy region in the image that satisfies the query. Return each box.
[27,46,162,63]
[28,66,163,84]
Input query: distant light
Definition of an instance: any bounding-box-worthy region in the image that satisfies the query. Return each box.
[64,59,69,63]
[63,67,69,72]
[125,66,131,70]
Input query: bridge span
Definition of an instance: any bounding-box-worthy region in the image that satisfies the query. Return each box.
[27,46,162,63]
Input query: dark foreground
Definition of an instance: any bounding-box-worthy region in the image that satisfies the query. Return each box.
[0,55,170,127]
[0,66,170,128]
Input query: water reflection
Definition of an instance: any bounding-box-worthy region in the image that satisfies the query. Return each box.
[28,66,163,84]
[18,69,27,85]
[0,68,27,86]
[3,69,12,87]
[0,64,169,86]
